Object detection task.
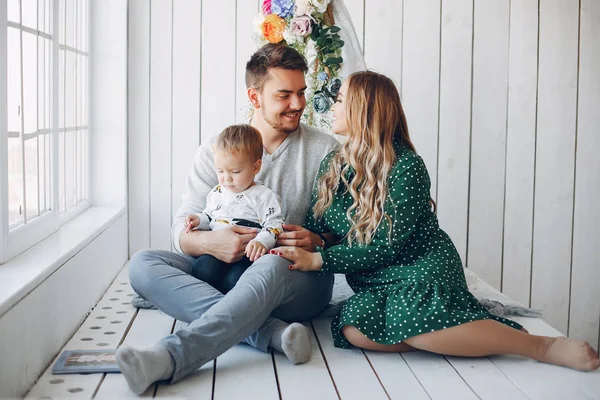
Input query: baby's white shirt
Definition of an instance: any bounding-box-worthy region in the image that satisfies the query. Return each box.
[194,182,284,250]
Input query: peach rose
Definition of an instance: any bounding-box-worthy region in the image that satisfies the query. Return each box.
[261,14,287,43]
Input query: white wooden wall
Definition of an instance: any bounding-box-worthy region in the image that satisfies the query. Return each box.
[127,0,600,349]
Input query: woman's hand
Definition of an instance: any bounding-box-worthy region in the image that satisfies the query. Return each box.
[276,224,322,251]
[270,246,323,272]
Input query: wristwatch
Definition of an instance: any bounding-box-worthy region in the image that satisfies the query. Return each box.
[316,232,327,250]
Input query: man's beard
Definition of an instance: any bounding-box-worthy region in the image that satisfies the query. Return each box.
[262,108,302,134]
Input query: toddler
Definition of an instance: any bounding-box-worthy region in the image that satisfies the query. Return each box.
[185,124,284,293]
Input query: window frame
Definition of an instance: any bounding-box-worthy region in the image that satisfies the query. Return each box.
[0,0,90,264]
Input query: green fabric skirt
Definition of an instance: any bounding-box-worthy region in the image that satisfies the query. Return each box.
[330,263,523,349]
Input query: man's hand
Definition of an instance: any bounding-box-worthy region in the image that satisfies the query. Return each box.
[270,246,323,272]
[180,225,258,262]
[277,224,321,251]
[245,240,267,262]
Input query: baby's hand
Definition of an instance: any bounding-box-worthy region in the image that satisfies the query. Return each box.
[246,240,267,262]
[185,215,200,233]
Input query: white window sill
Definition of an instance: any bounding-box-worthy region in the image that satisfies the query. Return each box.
[0,206,126,318]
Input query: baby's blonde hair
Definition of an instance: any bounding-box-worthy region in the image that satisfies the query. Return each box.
[214,124,263,161]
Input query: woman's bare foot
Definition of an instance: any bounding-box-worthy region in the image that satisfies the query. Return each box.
[537,337,600,371]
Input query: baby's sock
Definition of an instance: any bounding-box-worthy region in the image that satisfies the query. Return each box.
[116,344,175,395]
[270,322,312,365]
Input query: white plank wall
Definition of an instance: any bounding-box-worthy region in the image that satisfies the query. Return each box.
[570,0,600,350]
[401,0,441,202]
[149,0,173,250]
[235,1,261,123]
[502,0,538,307]
[531,0,579,334]
[344,0,364,53]
[436,0,473,267]
[171,0,202,225]
[127,0,150,255]
[128,0,600,348]
[201,0,236,143]
[364,0,403,89]
[467,0,510,289]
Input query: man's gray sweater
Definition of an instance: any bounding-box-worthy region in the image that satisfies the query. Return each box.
[171,123,340,253]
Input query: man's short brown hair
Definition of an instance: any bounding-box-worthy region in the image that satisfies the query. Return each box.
[214,124,263,162]
[245,43,308,91]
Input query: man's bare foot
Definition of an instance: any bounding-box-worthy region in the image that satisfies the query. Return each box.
[537,337,600,372]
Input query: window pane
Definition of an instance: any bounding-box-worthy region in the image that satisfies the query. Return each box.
[59,49,65,129]
[47,133,53,212]
[76,54,83,126]
[7,28,21,134]
[76,129,86,204]
[65,130,75,210]
[8,0,20,23]
[39,133,51,213]
[65,0,75,48]
[45,39,51,129]
[25,137,40,221]
[82,56,87,125]
[38,37,51,130]
[8,138,24,227]
[58,130,65,213]
[22,0,38,30]
[23,32,38,135]
[38,0,52,35]
[82,129,88,201]
[76,0,87,51]
[65,51,75,128]
[58,0,65,45]
[82,0,88,52]
[75,130,80,203]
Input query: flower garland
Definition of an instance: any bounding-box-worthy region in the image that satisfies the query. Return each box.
[252,0,344,132]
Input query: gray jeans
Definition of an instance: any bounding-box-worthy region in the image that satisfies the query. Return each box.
[128,250,334,383]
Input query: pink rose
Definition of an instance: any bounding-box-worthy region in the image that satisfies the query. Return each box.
[291,15,313,37]
[262,0,272,15]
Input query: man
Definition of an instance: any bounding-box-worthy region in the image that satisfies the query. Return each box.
[116,43,340,394]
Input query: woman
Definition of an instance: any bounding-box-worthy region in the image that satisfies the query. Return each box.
[272,71,600,371]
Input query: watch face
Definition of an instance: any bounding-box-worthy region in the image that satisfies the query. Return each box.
[316,233,326,249]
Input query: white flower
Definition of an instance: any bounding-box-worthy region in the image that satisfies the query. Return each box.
[252,14,268,47]
[253,14,265,35]
[305,75,315,95]
[252,31,268,47]
[295,0,311,16]
[283,28,298,45]
[309,0,330,13]
[304,40,318,68]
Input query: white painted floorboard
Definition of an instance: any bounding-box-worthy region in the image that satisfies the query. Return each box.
[26,264,600,399]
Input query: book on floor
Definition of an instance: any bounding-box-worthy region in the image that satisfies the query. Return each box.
[52,349,120,374]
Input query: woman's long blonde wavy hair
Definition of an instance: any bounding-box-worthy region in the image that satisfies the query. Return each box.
[313,71,417,246]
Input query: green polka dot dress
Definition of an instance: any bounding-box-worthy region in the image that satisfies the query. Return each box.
[304,143,522,349]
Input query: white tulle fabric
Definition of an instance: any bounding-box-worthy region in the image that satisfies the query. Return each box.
[331,0,367,77]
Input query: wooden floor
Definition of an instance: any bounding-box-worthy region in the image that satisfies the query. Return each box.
[26,266,600,400]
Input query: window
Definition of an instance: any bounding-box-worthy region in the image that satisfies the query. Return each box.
[1,0,89,263]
